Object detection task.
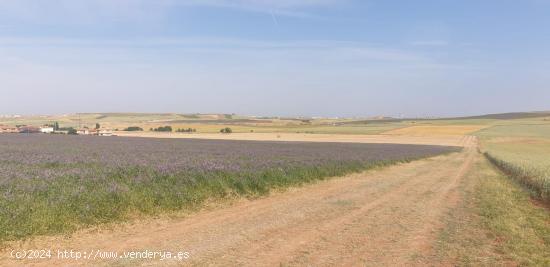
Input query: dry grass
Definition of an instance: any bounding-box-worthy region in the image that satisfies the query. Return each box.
[0,113,409,135]
[384,125,487,136]
[437,156,550,266]
[115,132,468,147]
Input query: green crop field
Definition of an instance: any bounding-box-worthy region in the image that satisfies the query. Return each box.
[476,123,550,202]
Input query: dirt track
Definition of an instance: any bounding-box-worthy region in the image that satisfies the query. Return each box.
[2,136,477,266]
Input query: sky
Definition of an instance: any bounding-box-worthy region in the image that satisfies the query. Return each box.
[0,0,549,117]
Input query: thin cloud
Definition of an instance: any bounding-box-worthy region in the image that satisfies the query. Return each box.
[179,0,343,19]
[270,10,280,27]
[410,40,449,46]
[0,36,426,63]
[182,0,342,9]
[0,0,345,23]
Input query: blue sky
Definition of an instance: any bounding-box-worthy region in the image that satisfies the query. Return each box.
[0,0,549,117]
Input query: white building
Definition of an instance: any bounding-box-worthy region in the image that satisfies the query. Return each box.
[77,129,90,135]
[98,129,113,136]
[40,127,54,134]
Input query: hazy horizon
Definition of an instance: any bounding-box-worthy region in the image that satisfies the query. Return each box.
[2,109,549,121]
[1,0,549,117]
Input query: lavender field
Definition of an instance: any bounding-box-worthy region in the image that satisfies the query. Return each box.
[0,135,458,242]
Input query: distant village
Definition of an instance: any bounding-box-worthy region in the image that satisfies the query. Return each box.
[0,123,114,136]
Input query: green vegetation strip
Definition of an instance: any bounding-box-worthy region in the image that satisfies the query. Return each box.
[438,158,550,266]
[475,123,550,203]
[484,152,550,203]
[476,162,550,266]
[0,150,452,244]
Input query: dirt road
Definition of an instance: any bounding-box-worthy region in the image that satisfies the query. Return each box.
[2,136,477,266]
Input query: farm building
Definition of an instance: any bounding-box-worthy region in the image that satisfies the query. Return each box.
[87,128,113,136]
[77,129,90,135]
[40,127,54,134]
[76,128,113,136]
[97,129,113,136]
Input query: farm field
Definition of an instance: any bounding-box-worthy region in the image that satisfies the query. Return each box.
[476,123,550,202]
[0,134,457,243]
[0,112,507,136]
[0,113,407,135]
[1,112,547,138]
[1,134,548,266]
[115,131,469,146]
[384,125,487,136]
[0,137,476,266]
[1,113,550,266]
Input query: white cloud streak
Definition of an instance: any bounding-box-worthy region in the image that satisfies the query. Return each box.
[410,40,449,46]
[0,0,344,24]
[0,36,427,64]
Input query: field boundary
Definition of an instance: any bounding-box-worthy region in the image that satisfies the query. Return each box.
[115,132,466,147]
[483,152,549,204]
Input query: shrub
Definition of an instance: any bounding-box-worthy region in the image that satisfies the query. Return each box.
[152,126,173,132]
[124,126,144,131]
[220,127,232,133]
[176,128,196,133]
[67,128,77,135]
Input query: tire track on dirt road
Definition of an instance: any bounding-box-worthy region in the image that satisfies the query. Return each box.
[228,136,477,266]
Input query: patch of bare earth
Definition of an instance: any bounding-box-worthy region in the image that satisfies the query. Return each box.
[115,132,466,147]
[1,137,477,266]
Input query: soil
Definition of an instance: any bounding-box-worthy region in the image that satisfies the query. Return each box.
[115,132,467,147]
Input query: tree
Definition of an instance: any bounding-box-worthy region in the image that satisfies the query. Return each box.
[176,128,196,133]
[67,128,77,135]
[153,126,172,132]
[95,123,100,129]
[220,127,232,133]
[54,122,59,131]
[124,126,143,131]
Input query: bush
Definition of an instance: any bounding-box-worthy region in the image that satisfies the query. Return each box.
[152,126,173,132]
[67,128,77,135]
[220,127,232,133]
[176,128,196,133]
[124,126,144,131]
